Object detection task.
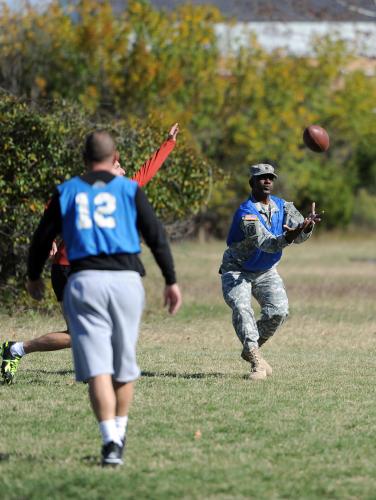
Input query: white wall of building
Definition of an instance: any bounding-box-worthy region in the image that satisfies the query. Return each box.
[215,22,376,57]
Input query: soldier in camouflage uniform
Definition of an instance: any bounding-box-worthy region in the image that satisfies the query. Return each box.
[220,163,321,380]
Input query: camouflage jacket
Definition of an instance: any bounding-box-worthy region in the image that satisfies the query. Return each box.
[220,198,312,273]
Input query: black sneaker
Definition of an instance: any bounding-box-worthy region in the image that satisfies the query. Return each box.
[101,441,123,467]
[1,341,22,384]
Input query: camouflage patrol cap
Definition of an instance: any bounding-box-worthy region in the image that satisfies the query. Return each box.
[249,163,278,179]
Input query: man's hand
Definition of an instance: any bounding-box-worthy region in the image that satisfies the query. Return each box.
[164,283,182,315]
[26,278,45,301]
[303,201,323,233]
[284,202,322,242]
[168,123,179,142]
[49,241,58,258]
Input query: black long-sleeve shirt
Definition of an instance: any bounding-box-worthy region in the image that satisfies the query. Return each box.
[27,171,176,285]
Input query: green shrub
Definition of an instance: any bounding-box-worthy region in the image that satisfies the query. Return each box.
[0,93,212,307]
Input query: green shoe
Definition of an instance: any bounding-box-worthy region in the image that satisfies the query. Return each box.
[1,341,22,384]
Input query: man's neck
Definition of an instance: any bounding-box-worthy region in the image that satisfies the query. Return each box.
[91,163,112,172]
[90,161,118,176]
[252,193,270,205]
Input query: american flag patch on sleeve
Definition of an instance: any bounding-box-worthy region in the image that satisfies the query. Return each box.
[243,215,258,221]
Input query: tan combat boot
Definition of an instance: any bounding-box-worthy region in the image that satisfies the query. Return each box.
[241,347,272,376]
[247,347,267,380]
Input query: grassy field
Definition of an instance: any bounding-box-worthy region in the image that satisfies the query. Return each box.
[1,235,376,499]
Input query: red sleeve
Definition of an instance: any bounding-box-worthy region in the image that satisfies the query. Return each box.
[53,241,70,266]
[131,139,175,187]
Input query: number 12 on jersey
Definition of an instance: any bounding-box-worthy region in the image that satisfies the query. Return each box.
[76,192,117,229]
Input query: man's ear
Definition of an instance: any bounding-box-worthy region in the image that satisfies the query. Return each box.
[112,150,120,164]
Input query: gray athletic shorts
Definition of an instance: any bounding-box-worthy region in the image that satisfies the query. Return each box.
[63,270,145,383]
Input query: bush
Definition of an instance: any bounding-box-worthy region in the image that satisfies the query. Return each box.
[0,93,213,307]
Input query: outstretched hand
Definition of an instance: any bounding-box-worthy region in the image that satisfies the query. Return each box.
[284,202,323,243]
[164,283,182,315]
[168,123,179,141]
[304,201,323,231]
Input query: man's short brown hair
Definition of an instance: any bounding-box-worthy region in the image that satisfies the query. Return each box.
[83,130,116,164]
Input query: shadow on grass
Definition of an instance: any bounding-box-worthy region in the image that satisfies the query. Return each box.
[349,257,376,263]
[0,451,102,467]
[23,369,75,376]
[82,455,100,467]
[141,370,226,379]
[20,369,241,381]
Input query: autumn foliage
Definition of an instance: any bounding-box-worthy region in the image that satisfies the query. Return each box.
[0,0,376,299]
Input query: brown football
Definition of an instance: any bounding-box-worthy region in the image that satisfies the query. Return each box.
[303,125,330,153]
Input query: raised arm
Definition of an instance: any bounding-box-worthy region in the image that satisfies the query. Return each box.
[131,123,179,187]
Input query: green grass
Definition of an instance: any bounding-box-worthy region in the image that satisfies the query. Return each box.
[1,235,376,499]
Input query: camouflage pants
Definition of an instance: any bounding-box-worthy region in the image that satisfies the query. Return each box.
[221,267,289,351]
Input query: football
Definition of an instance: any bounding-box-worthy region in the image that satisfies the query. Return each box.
[303,125,330,153]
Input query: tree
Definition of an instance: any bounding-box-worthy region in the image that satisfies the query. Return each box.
[1,0,376,236]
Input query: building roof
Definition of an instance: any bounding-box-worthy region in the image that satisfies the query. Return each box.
[116,0,376,22]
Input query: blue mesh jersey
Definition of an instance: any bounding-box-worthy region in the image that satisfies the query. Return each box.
[57,176,141,261]
[226,195,285,271]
